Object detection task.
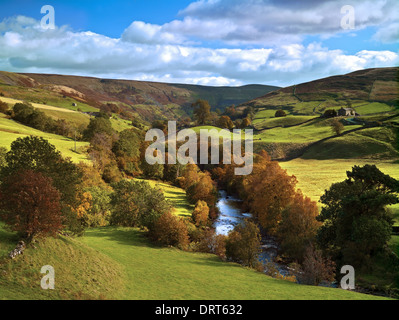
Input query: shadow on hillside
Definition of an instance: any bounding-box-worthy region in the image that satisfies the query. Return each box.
[85,226,155,249]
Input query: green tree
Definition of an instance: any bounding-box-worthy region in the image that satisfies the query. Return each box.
[110,180,171,229]
[275,110,286,117]
[192,99,212,125]
[330,118,344,135]
[83,116,114,141]
[317,165,398,268]
[112,128,143,175]
[225,219,261,268]
[1,136,82,206]
[0,147,7,169]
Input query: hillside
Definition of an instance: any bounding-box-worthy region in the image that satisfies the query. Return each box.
[0,71,278,123]
[0,223,387,300]
[242,67,398,124]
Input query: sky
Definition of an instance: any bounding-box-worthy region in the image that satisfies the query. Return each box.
[0,0,398,87]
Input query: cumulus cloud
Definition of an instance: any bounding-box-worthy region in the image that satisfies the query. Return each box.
[0,15,398,87]
[171,0,399,45]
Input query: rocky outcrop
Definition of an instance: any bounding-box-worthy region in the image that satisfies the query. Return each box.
[8,240,26,259]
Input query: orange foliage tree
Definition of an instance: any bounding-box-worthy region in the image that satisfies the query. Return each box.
[149,212,190,250]
[242,151,297,235]
[192,200,209,227]
[278,190,321,262]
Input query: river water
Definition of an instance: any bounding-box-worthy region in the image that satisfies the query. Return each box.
[214,190,289,275]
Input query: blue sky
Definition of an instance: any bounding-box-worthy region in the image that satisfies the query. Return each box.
[0,0,193,38]
[0,0,398,87]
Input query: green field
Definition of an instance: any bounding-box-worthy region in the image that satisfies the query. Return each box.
[0,114,90,163]
[354,102,396,115]
[253,115,315,130]
[0,223,388,300]
[279,158,399,225]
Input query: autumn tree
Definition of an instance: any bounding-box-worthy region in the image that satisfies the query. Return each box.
[278,190,321,262]
[0,170,62,241]
[177,164,201,190]
[192,99,212,125]
[149,212,190,250]
[88,132,115,173]
[186,172,217,206]
[240,117,251,128]
[84,186,112,227]
[242,151,297,235]
[317,165,398,268]
[217,115,234,130]
[197,228,227,259]
[192,200,209,227]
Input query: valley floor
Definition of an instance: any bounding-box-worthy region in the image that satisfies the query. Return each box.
[0,224,391,300]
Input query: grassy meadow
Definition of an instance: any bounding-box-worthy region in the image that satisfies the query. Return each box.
[0,222,389,300]
[0,114,90,163]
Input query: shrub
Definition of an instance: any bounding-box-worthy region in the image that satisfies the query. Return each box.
[295,245,336,286]
[197,228,227,259]
[275,110,286,117]
[330,118,344,135]
[225,219,261,268]
[0,101,8,114]
[323,109,337,118]
[149,212,190,250]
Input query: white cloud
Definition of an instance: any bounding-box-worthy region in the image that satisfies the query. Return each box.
[0,15,398,87]
[372,22,399,43]
[173,0,399,45]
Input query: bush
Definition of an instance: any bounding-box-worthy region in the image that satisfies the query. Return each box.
[295,245,336,286]
[149,212,190,250]
[225,219,261,268]
[197,228,227,259]
[275,110,286,117]
[323,109,337,118]
[0,101,8,114]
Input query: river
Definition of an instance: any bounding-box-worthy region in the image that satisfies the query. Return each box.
[214,190,290,275]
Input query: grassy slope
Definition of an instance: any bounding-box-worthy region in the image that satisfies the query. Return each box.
[78,226,384,300]
[1,224,384,300]
[0,223,124,300]
[0,114,90,163]
[145,180,194,217]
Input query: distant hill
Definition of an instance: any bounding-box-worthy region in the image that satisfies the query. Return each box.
[240,67,399,118]
[0,71,279,123]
